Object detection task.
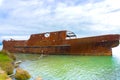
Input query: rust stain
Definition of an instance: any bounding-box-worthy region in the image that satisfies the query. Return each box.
[2,30,120,56]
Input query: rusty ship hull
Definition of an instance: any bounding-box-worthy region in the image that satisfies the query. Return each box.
[2,30,120,56]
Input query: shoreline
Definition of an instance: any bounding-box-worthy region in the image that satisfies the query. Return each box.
[0,50,31,80]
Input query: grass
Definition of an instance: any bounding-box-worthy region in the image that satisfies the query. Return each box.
[0,53,12,62]
[0,50,14,75]
[0,50,31,80]
[0,50,16,60]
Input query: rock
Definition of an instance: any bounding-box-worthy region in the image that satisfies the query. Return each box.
[8,73,14,78]
[6,78,12,80]
[0,69,5,74]
[14,64,19,68]
[0,68,12,80]
[15,68,31,80]
[14,60,22,64]
[14,60,22,68]
[35,76,42,80]
[2,62,14,75]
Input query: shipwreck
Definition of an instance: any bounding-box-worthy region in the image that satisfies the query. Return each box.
[2,30,120,56]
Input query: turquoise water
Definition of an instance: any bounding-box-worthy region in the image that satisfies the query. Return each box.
[16,53,120,80]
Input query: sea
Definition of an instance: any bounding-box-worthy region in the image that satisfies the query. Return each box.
[15,45,120,80]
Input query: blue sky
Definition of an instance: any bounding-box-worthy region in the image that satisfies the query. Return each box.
[0,0,120,42]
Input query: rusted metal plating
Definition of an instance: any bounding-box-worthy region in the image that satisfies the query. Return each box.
[2,30,120,56]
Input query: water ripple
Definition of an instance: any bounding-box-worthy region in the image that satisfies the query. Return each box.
[17,54,120,80]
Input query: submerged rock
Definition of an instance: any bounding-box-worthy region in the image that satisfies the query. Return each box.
[35,76,42,80]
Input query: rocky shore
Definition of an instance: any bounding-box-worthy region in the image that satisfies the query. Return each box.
[0,50,31,80]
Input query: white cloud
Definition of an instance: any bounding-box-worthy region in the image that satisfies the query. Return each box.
[105,0,120,9]
[0,0,3,6]
[1,35,30,40]
[0,0,120,41]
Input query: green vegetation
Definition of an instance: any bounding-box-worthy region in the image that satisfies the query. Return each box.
[0,50,15,75]
[0,52,12,62]
[0,50,31,80]
[0,50,16,60]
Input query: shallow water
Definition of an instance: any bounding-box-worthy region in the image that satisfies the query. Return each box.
[16,54,120,80]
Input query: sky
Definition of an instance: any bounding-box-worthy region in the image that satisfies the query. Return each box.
[0,0,120,42]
